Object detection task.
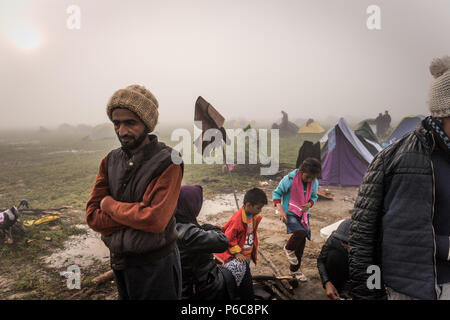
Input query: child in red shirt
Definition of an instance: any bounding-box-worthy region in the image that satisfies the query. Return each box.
[216,188,268,300]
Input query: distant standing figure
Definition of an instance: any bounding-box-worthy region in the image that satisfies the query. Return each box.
[382,110,391,136]
[375,113,383,137]
[281,111,289,126]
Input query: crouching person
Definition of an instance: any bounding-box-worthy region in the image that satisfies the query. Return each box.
[86,84,183,300]
[0,206,20,244]
[317,219,351,300]
[175,185,237,300]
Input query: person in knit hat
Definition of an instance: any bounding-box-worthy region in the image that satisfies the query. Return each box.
[348,56,450,300]
[86,84,184,300]
[107,84,159,132]
[106,84,159,150]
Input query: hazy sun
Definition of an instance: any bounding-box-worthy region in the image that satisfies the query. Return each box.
[9,23,40,50]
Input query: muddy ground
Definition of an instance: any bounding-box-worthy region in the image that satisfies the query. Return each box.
[0,185,357,300]
[198,185,357,300]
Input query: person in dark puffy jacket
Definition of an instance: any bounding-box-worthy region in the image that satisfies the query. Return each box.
[349,56,450,300]
[175,185,237,300]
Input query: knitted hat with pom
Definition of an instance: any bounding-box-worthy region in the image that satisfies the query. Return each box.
[106,84,159,132]
[429,56,450,118]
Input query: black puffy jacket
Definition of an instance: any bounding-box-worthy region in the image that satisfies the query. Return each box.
[176,222,236,300]
[349,120,439,300]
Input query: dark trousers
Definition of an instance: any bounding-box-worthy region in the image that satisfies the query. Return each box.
[237,262,254,300]
[113,247,182,300]
[285,230,307,272]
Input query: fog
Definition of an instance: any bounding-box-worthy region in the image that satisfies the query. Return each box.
[1,0,450,129]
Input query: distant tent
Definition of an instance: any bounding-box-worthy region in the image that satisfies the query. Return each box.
[76,124,93,133]
[319,118,374,187]
[296,141,321,169]
[387,115,425,144]
[38,126,50,133]
[293,118,308,126]
[272,111,298,136]
[354,121,382,156]
[57,123,76,134]
[355,121,378,143]
[298,120,325,134]
[84,123,116,140]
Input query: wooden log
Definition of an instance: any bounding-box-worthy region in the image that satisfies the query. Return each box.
[267,280,288,300]
[258,249,282,276]
[68,287,95,300]
[252,275,293,281]
[317,189,334,200]
[258,249,295,294]
[92,270,114,285]
[274,279,295,299]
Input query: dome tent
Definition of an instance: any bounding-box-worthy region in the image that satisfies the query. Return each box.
[354,121,382,156]
[319,118,374,187]
[298,119,325,134]
[387,115,425,144]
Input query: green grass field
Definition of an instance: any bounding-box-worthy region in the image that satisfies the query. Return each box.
[0,125,326,299]
[0,128,325,210]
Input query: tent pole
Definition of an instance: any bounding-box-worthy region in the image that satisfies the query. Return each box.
[222,146,240,210]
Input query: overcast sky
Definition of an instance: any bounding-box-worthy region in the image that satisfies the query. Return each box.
[1,0,450,129]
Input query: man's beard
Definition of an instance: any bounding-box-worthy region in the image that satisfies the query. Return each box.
[118,131,149,151]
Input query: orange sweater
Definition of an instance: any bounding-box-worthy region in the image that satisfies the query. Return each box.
[86,156,183,237]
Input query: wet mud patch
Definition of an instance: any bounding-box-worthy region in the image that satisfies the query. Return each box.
[43,225,109,269]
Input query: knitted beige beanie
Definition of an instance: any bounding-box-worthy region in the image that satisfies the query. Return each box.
[429,56,450,118]
[106,84,159,132]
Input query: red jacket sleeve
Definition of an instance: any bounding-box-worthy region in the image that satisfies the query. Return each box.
[100,164,183,233]
[85,157,126,236]
[223,211,244,254]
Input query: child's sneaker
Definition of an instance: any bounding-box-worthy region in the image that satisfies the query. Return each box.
[283,247,298,265]
[292,270,308,282]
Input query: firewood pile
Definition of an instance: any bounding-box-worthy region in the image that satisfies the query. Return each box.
[255,249,299,300]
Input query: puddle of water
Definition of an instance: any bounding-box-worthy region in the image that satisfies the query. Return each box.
[43,225,109,270]
[197,193,244,220]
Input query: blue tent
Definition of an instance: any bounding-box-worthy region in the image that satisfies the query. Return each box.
[387,115,425,144]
